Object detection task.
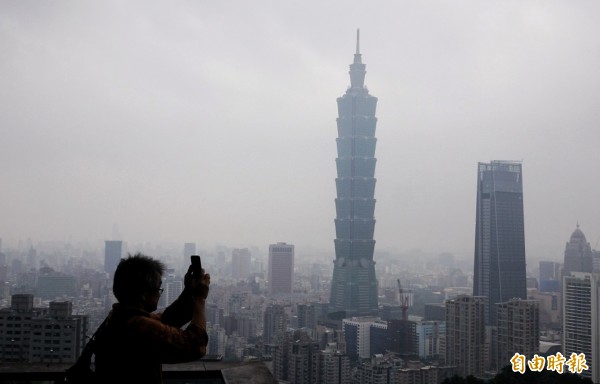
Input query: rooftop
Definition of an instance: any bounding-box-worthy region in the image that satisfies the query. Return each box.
[0,360,277,384]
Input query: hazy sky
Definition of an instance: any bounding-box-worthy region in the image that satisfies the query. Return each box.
[2,1,599,261]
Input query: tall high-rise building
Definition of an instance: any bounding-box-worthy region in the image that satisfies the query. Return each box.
[297,303,317,330]
[318,345,350,384]
[231,248,251,280]
[329,30,379,316]
[563,272,600,383]
[539,260,561,292]
[445,295,486,378]
[268,243,294,295]
[496,299,539,370]
[353,354,404,384]
[288,331,320,384]
[473,161,526,325]
[104,240,123,277]
[207,324,227,356]
[160,269,184,309]
[594,250,600,274]
[263,304,288,345]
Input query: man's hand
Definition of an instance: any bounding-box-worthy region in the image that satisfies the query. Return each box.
[185,265,210,299]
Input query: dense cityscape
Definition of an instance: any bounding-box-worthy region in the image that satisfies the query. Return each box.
[2,31,599,384]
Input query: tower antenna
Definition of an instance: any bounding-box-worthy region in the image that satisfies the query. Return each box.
[356,28,360,54]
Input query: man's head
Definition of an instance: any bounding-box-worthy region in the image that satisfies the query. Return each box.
[113,253,166,311]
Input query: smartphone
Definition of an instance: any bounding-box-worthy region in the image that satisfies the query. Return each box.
[191,255,202,275]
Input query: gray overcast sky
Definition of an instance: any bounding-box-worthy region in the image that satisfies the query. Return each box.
[1,1,600,261]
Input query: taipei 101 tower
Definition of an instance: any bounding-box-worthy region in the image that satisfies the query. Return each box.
[329,30,379,316]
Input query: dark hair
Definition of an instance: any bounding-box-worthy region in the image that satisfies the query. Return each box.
[112,253,166,305]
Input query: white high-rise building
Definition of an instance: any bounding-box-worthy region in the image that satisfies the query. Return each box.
[563,272,600,383]
[163,279,183,308]
[342,317,378,360]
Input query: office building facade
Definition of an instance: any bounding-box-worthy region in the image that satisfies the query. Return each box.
[268,243,294,295]
[231,248,251,280]
[496,299,539,370]
[104,240,122,277]
[563,272,599,383]
[445,295,486,377]
[473,161,527,325]
[387,319,418,357]
[329,30,379,316]
[539,260,561,293]
[161,273,184,309]
[319,346,351,384]
[369,320,388,356]
[415,320,445,360]
[343,316,378,360]
[0,295,87,363]
[288,332,320,384]
[263,304,288,345]
[297,303,317,330]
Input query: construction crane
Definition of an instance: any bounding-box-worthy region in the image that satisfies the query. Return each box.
[397,278,413,321]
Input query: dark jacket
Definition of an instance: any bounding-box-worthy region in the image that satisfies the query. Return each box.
[95,293,207,383]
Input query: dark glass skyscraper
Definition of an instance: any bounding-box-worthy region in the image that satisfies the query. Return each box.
[473,161,527,325]
[329,31,378,316]
[104,240,122,278]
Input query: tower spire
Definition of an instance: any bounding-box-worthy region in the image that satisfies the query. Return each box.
[350,30,365,88]
[353,29,362,65]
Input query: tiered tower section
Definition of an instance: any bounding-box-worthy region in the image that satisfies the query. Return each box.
[329,30,379,316]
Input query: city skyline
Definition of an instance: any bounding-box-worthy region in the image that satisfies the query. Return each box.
[2,2,600,260]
